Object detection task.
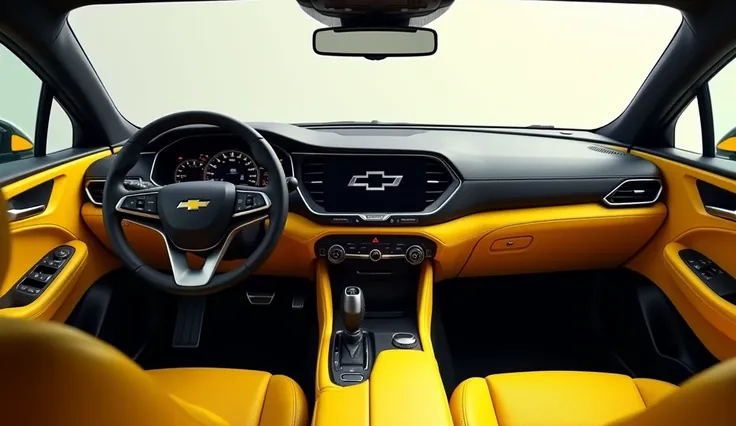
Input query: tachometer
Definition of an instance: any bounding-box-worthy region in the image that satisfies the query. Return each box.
[174,159,205,182]
[204,150,260,186]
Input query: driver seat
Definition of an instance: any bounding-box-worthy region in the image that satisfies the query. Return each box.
[0,194,307,426]
[0,317,307,426]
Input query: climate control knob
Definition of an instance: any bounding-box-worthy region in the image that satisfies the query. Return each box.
[405,245,425,265]
[327,244,347,264]
[369,249,382,262]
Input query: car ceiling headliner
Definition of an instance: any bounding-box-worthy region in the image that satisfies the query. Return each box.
[33,0,712,16]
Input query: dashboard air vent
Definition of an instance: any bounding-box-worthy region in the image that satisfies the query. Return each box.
[300,157,325,207]
[588,145,628,156]
[425,158,452,205]
[604,179,662,206]
[85,181,105,205]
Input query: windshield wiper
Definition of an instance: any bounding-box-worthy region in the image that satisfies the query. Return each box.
[526,124,556,129]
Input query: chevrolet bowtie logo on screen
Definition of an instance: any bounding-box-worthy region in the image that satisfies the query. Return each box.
[177,199,210,211]
[347,171,403,191]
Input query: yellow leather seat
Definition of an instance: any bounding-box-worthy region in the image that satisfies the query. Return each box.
[0,194,307,426]
[450,366,736,426]
[0,316,307,426]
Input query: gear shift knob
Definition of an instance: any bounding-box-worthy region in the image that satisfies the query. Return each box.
[342,286,365,335]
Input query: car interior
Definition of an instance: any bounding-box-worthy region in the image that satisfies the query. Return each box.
[2,0,736,425]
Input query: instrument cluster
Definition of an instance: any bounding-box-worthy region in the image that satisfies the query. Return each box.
[149,135,292,187]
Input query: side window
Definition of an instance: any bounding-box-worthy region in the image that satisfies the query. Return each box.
[675,98,703,154]
[48,99,74,154]
[710,61,736,160]
[0,44,73,164]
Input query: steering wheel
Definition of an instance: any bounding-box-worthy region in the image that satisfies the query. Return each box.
[102,111,288,295]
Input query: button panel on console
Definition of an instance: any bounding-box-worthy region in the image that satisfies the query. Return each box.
[316,235,436,265]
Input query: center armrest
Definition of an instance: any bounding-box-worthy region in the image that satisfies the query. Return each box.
[370,350,453,426]
[313,350,452,426]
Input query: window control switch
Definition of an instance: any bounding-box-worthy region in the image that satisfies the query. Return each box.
[679,249,736,300]
[11,245,75,303]
[40,256,64,269]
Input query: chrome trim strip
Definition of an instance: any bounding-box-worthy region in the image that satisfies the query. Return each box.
[85,179,106,206]
[344,254,404,260]
[292,152,462,220]
[603,178,663,207]
[125,216,267,287]
[705,205,736,222]
[7,205,45,222]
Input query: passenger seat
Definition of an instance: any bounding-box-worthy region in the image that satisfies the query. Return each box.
[450,365,736,426]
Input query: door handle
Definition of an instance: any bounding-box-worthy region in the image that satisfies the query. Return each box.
[705,205,736,222]
[7,205,45,222]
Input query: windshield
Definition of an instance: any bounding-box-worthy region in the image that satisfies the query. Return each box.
[69,0,682,129]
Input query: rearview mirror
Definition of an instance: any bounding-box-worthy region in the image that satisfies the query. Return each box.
[313,27,437,59]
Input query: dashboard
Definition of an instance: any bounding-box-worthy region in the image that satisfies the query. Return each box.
[83,123,663,227]
[149,134,293,187]
[81,123,667,280]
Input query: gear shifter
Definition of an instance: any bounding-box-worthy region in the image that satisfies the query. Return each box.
[342,286,364,336]
[340,286,365,363]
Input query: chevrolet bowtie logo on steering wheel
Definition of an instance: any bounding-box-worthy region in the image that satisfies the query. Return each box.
[177,199,210,211]
[347,171,403,191]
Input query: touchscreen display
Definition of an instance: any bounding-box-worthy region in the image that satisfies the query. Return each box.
[320,155,428,213]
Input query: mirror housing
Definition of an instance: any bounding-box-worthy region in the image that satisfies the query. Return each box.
[313,27,437,60]
[717,135,736,160]
[11,134,33,153]
[0,119,33,163]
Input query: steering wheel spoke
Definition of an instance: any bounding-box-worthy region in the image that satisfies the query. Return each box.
[164,239,223,287]
[233,186,272,223]
[114,187,162,220]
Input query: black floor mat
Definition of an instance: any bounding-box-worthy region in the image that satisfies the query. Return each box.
[436,273,631,393]
[135,278,318,407]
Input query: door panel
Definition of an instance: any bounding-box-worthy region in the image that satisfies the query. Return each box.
[1,150,120,321]
[626,149,736,359]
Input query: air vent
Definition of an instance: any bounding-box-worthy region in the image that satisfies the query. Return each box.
[588,145,628,156]
[85,181,105,205]
[604,179,662,206]
[425,158,452,206]
[300,157,325,207]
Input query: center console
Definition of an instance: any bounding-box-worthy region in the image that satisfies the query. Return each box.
[313,233,452,426]
[313,244,452,425]
[316,235,435,386]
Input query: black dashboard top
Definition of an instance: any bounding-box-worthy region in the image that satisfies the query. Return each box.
[84,123,662,226]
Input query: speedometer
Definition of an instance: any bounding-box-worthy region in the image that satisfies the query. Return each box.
[203,150,260,186]
[174,159,205,182]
